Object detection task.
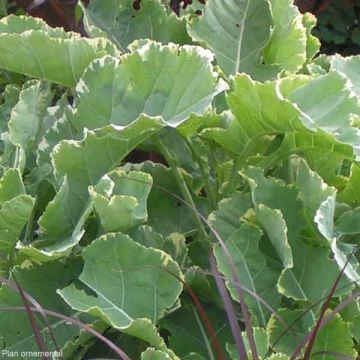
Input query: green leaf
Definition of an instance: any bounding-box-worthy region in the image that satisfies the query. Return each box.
[330,55,360,98]
[58,232,183,345]
[214,223,280,326]
[160,298,232,359]
[263,0,307,73]
[288,71,360,159]
[187,0,272,76]
[89,170,153,232]
[242,167,350,307]
[8,80,52,154]
[124,161,201,236]
[315,194,360,284]
[302,13,320,62]
[19,116,164,259]
[204,73,360,176]
[267,309,357,357]
[208,192,252,240]
[0,15,119,86]
[69,41,226,131]
[0,169,34,271]
[226,327,268,359]
[0,259,84,357]
[82,0,190,52]
[338,164,360,206]
[0,84,19,130]
[141,348,173,360]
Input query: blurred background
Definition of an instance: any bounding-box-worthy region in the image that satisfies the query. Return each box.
[1,0,360,55]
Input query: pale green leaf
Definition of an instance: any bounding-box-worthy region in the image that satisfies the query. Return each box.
[89,170,153,232]
[263,0,307,73]
[0,15,119,86]
[8,80,52,154]
[141,348,173,360]
[69,41,226,130]
[214,223,280,326]
[187,0,272,76]
[58,232,183,345]
[82,0,190,52]
[315,194,360,284]
[19,116,164,259]
[330,54,360,97]
[124,161,201,236]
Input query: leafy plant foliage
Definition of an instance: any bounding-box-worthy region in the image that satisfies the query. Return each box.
[0,0,359,359]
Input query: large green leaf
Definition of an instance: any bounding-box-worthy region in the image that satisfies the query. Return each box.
[288,71,360,159]
[18,116,164,259]
[187,0,272,77]
[263,0,307,73]
[82,0,190,51]
[214,223,280,326]
[69,41,226,130]
[330,54,360,97]
[242,167,350,308]
[203,73,360,178]
[0,15,118,86]
[124,161,203,236]
[58,232,183,346]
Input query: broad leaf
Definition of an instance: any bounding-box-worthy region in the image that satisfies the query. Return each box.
[18,116,164,259]
[0,15,118,86]
[331,54,360,97]
[82,0,190,52]
[59,232,183,346]
[213,221,280,327]
[69,41,227,130]
[263,0,307,73]
[187,0,272,76]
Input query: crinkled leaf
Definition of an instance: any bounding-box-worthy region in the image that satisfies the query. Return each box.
[330,54,360,97]
[19,116,164,259]
[69,42,226,130]
[315,194,360,284]
[8,80,52,155]
[90,170,152,232]
[124,161,202,236]
[82,0,190,52]
[58,232,183,345]
[0,15,119,86]
[263,0,307,73]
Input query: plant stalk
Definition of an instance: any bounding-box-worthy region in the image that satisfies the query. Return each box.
[155,137,208,238]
